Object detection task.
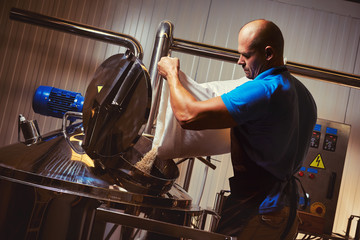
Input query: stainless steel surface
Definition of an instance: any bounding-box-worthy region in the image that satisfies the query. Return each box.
[285,62,360,89]
[82,53,152,159]
[96,205,236,240]
[0,166,192,209]
[172,38,239,63]
[0,124,197,239]
[144,21,173,134]
[0,125,181,198]
[9,8,144,60]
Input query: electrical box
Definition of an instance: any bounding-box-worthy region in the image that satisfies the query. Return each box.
[298,118,351,235]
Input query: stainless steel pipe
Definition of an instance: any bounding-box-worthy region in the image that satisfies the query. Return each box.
[172,38,239,63]
[144,21,173,134]
[9,8,144,60]
[285,61,360,88]
[172,38,360,89]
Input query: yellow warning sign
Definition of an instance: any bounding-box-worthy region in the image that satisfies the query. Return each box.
[310,153,325,169]
[97,85,103,93]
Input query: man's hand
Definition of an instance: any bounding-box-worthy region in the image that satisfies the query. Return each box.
[157,56,180,80]
[157,56,237,130]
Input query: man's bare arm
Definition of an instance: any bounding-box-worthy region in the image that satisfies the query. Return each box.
[157,56,237,130]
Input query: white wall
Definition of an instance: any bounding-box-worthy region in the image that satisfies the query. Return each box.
[0,0,359,236]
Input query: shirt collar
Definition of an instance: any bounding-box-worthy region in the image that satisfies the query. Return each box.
[254,66,287,81]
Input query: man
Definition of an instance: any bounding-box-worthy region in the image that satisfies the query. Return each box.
[158,19,317,239]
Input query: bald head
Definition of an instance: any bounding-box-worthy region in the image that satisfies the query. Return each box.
[237,19,285,78]
[239,19,284,63]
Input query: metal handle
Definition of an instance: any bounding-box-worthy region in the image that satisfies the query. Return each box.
[326,172,337,199]
[62,111,84,154]
[201,208,222,231]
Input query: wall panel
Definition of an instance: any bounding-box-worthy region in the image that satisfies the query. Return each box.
[335,87,360,235]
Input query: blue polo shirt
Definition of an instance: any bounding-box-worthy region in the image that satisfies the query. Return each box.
[221,66,317,213]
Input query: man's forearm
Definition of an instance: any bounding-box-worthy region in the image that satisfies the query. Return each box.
[166,73,198,126]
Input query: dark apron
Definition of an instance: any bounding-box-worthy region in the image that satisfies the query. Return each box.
[216,128,298,238]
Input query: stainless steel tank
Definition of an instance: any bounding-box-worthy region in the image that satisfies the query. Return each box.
[0,123,200,240]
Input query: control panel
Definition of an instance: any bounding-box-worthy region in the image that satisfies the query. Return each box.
[297,119,350,235]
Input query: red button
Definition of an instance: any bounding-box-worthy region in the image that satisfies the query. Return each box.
[309,173,315,179]
[316,207,323,214]
[298,171,304,177]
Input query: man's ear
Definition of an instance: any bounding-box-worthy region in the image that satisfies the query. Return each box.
[265,46,274,61]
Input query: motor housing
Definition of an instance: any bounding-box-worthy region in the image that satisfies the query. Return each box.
[32,85,84,120]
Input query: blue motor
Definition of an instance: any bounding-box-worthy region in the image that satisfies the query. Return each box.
[33,86,84,120]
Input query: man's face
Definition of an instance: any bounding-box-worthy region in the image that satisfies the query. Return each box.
[237,31,267,79]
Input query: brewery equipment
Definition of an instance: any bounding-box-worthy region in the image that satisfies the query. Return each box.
[1,8,232,240]
[2,7,359,240]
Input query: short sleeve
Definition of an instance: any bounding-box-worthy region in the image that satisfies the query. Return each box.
[221,80,270,124]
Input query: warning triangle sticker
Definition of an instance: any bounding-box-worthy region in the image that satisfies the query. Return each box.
[97,85,103,93]
[309,154,325,169]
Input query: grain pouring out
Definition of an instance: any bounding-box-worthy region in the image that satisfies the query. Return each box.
[134,146,158,174]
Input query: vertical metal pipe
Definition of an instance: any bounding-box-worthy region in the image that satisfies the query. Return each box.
[356,218,360,240]
[346,216,353,237]
[183,158,195,192]
[194,156,211,206]
[144,21,173,135]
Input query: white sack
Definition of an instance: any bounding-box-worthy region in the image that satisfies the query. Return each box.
[153,71,249,159]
